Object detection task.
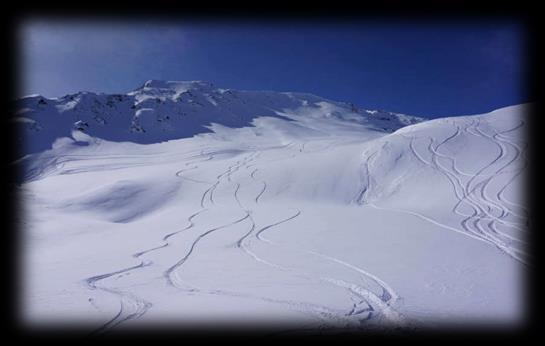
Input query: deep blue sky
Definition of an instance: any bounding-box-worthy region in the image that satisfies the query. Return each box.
[20,19,526,118]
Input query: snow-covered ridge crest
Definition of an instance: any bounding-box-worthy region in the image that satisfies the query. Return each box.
[11,80,425,157]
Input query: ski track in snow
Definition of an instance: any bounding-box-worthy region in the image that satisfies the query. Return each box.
[84,261,153,335]
[231,145,405,326]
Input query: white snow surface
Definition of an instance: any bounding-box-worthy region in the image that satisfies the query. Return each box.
[15,81,529,333]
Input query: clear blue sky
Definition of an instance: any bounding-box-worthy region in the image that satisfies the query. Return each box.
[19,19,526,118]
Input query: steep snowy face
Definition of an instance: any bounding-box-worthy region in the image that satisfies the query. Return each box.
[11,80,424,157]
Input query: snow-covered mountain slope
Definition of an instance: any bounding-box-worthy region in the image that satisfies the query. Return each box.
[16,82,529,334]
[356,105,529,264]
[11,80,422,158]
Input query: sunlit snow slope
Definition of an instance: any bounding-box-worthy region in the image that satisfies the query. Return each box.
[15,81,529,333]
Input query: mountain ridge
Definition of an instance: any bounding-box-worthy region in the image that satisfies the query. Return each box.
[11,80,425,157]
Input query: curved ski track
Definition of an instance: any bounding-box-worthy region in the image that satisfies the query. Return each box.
[368,119,529,264]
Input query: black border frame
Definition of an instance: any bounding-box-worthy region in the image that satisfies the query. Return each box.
[3,0,542,342]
